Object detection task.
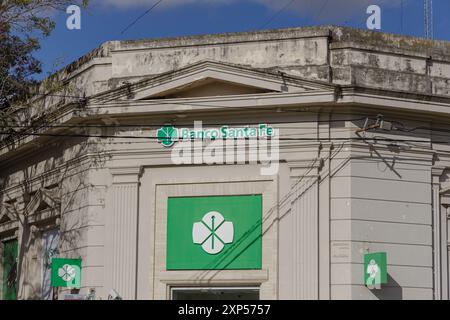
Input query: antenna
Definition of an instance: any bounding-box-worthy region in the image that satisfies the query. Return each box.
[424,0,433,39]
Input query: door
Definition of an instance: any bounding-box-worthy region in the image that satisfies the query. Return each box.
[2,239,18,300]
[171,287,259,300]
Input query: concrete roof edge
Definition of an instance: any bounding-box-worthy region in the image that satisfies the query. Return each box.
[110,26,333,51]
[36,25,450,94]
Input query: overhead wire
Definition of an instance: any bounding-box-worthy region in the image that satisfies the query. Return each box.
[1,117,368,130]
[120,0,165,35]
[0,129,448,144]
[259,0,299,29]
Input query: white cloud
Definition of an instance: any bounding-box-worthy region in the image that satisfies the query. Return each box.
[97,0,399,22]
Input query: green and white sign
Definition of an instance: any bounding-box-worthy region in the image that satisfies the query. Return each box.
[167,195,262,270]
[51,258,82,288]
[364,252,387,288]
[157,124,275,148]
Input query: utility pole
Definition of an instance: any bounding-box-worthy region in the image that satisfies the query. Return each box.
[424,0,433,39]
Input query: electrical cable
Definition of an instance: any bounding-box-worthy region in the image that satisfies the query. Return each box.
[0,130,447,144]
[259,0,298,29]
[1,117,368,130]
[120,0,165,35]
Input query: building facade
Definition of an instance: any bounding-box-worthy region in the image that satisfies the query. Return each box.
[1,26,450,300]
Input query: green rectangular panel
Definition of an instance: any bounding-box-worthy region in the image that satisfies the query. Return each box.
[364,252,388,286]
[2,239,18,300]
[167,195,262,270]
[51,258,82,288]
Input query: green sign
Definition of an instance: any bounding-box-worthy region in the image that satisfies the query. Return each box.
[364,252,387,287]
[2,239,18,300]
[157,124,275,148]
[157,125,178,147]
[167,195,262,270]
[51,258,82,288]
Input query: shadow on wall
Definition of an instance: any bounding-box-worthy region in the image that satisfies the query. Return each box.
[371,274,403,300]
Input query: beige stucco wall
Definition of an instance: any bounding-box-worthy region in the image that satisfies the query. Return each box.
[2,107,450,300]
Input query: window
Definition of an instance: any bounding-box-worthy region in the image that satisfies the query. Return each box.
[41,229,60,300]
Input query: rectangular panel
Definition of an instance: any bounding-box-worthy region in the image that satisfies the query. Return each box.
[331,220,432,245]
[331,241,432,267]
[331,284,433,300]
[335,160,430,183]
[279,177,318,299]
[166,195,262,270]
[331,198,431,225]
[331,176,431,204]
[331,263,432,288]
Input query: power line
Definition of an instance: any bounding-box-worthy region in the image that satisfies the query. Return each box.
[27,92,86,99]
[121,0,165,35]
[0,130,447,144]
[1,117,368,130]
[259,0,298,29]
[6,91,342,116]
[7,115,450,135]
[6,115,450,140]
[314,0,330,21]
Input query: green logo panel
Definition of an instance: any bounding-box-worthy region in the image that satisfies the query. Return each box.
[167,195,262,270]
[364,252,388,286]
[51,258,82,288]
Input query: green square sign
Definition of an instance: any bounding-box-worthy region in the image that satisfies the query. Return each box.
[51,258,82,288]
[167,195,262,270]
[364,252,387,287]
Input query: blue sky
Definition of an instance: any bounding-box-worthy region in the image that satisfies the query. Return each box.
[34,0,450,78]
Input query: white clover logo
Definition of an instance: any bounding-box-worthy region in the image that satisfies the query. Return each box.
[157,125,178,147]
[58,264,77,282]
[192,211,234,254]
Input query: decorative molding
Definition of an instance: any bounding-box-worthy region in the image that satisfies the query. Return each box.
[0,203,16,223]
[0,154,95,196]
[107,166,142,299]
[24,188,61,217]
[91,60,336,102]
[159,269,269,284]
[441,194,450,207]
[0,221,18,236]
[432,167,446,177]
[0,187,61,236]
[110,167,143,184]
[432,165,450,300]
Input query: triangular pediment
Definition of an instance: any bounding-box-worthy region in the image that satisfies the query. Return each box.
[149,78,272,99]
[25,188,61,216]
[0,203,16,224]
[92,60,335,103]
[0,213,11,224]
